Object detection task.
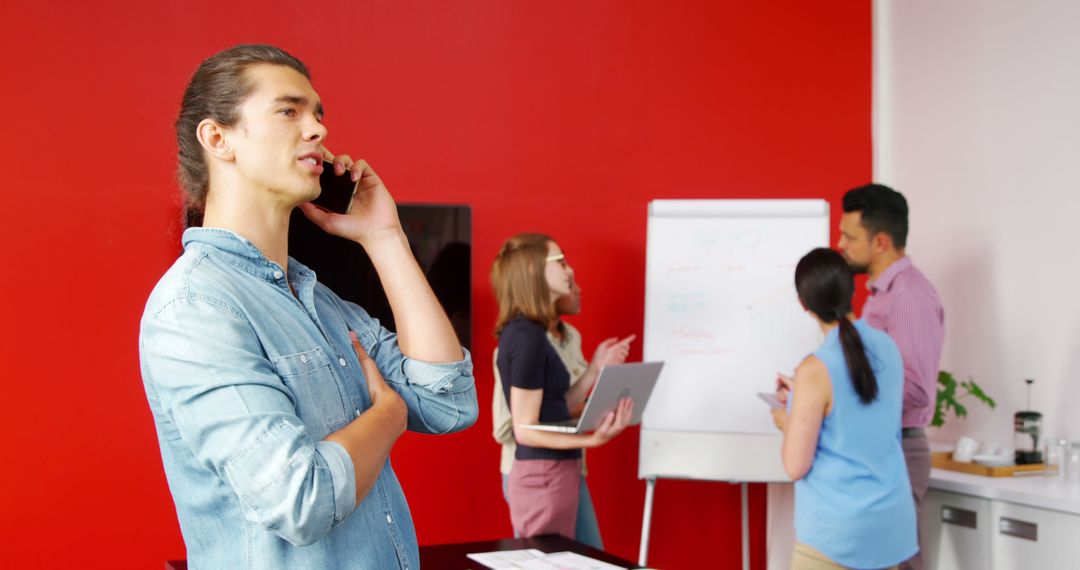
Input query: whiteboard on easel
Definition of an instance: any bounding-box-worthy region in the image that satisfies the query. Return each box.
[642,199,829,435]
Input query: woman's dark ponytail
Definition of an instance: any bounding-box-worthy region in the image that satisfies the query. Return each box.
[795,248,879,405]
[836,316,877,404]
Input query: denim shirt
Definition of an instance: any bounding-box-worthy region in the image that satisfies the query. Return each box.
[139,228,477,570]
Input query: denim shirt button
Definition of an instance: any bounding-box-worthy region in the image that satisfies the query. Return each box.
[273,270,283,279]
[386,513,393,524]
[355,408,361,418]
[338,357,347,367]
[300,354,308,364]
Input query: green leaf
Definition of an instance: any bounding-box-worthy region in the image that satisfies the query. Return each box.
[934,369,994,428]
[939,377,958,402]
[962,379,996,408]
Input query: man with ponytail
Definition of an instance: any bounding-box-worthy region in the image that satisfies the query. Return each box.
[839,184,944,570]
[139,45,477,569]
[771,248,917,570]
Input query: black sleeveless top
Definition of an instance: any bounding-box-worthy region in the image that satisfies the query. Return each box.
[497,317,582,461]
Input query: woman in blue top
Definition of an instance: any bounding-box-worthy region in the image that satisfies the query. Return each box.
[771,248,917,570]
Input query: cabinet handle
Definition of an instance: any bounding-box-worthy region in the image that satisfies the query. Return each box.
[998,517,1038,542]
[941,506,977,529]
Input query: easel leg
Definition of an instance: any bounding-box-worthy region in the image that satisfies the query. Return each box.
[741,482,750,570]
[639,478,656,566]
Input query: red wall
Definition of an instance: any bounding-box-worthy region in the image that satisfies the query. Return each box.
[0,1,870,567]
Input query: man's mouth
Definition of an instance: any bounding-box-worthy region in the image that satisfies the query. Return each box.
[298,154,324,173]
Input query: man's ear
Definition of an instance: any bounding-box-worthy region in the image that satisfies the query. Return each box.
[871,231,894,255]
[196,119,235,161]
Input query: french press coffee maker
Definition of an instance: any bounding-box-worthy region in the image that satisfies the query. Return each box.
[1014,378,1043,465]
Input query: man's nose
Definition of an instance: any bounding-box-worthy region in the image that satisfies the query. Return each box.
[306,118,327,141]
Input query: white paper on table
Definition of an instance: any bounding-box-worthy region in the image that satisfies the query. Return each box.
[541,551,626,569]
[466,549,626,570]
[467,549,546,569]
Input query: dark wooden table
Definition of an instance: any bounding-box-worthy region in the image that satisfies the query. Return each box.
[419,534,642,568]
[167,534,641,569]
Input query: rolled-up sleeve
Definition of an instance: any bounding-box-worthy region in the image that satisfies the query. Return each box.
[398,348,479,435]
[141,296,356,546]
[314,440,357,524]
[361,326,478,435]
[400,348,474,392]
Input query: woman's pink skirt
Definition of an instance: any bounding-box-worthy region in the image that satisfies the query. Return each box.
[506,458,581,538]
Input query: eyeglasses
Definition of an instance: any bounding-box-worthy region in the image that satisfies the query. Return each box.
[546,252,568,267]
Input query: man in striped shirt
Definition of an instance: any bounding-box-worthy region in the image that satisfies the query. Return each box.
[837,184,944,570]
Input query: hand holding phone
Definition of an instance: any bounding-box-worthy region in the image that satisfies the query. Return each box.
[312,161,358,214]
[299,156,405,247]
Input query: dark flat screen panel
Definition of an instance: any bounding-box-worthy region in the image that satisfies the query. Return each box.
[288,204,471,350]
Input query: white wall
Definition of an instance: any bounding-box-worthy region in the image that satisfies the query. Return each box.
[874,0,1080,447]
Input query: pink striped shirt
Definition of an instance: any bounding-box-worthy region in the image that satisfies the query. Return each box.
[861,257,945,428]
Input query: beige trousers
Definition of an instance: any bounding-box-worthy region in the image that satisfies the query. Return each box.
[791,543,898,570]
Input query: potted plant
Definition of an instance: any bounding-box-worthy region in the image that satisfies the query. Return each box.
[932,370,996,427]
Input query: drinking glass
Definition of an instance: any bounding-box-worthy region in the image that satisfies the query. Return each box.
[1066,442,1080,483]
[1045,438,1067,478]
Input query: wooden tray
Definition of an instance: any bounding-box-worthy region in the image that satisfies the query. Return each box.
[931,451,1053,477]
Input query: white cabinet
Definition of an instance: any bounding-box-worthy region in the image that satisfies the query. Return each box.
[924,489,991,570]
[924,488,1080,570]
[990,500,1080,570]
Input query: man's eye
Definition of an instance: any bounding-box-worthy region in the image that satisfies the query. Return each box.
[279,108,297,117]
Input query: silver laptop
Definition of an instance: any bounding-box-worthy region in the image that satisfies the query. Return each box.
[520,361,664,433]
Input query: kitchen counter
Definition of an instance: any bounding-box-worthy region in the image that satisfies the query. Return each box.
[930,468,1080,515]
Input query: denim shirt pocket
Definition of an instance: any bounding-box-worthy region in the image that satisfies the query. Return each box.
[272,347,349,437]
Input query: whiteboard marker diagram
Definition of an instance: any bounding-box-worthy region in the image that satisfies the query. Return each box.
[643,208,828,435]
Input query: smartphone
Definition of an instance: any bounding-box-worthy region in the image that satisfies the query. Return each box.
[312,161,358,214]
[757,392,784,410]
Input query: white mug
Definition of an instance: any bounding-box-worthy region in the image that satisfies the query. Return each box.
[954,437,978,463]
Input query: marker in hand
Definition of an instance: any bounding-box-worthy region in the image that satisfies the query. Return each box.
[776,372,794,405]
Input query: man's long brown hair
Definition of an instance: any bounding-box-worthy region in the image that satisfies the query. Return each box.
[491,233,558,336]
[175,44,309,228]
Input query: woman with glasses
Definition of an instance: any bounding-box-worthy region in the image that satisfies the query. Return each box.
[491,233,634,539]
[771,248,917,570]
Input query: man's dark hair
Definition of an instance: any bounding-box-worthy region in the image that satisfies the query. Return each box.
[175,44,309,228]
[841,183,909,249]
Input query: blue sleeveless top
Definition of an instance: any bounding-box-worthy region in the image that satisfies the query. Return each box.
[793,319,917,569]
